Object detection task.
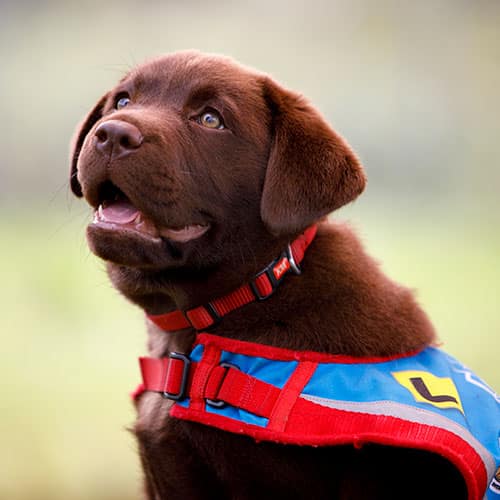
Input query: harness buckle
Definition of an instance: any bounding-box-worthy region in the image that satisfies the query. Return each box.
[206,362,239,408]
[163,352,191,401]
[249,244,301,301]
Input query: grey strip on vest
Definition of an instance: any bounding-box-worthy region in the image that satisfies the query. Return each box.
[300,394,496,483]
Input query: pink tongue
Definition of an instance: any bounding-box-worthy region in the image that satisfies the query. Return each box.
[100,200,140,224]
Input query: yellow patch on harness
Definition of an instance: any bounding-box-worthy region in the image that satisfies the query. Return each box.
[392,370,464,413]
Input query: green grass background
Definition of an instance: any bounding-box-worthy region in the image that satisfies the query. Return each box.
[1,204,498,500]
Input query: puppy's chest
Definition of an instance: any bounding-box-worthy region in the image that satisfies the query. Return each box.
[135,392,173,435]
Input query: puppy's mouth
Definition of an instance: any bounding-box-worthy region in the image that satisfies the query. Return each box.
[91,183,210,243]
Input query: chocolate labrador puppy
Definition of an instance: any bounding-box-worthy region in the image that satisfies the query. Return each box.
[70,51,499,499]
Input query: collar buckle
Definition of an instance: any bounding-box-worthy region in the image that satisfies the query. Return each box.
[184,301,222,331]
[286,243,302,276]
[250,244,301,301]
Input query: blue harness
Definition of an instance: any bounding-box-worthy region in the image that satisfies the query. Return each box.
[139,333,500,499]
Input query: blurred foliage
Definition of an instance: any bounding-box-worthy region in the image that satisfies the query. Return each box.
[0,0,499,498]
[1,0,500,210]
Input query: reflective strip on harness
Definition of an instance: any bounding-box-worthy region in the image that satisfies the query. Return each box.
[137,333,500,500]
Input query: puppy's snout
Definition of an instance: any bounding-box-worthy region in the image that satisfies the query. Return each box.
[95,120,143,161]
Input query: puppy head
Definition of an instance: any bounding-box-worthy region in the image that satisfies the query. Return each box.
[70,51,365,280]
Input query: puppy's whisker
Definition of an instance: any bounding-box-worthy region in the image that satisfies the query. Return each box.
[49,179,73,206]
[98,63,134,75]
[178,170,204,178]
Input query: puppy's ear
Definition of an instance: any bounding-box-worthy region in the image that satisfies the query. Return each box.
[260,78,366,235]
[69,93,109,197]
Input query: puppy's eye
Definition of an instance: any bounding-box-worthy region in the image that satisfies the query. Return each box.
[115,95,130,110]
[198,110,225,129]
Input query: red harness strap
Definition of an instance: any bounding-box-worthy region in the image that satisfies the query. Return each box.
[138,337,319,423]
[139,353,283,416]
[146,226,318,332]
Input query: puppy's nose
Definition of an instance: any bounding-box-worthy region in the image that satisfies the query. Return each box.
[94,120,143,160]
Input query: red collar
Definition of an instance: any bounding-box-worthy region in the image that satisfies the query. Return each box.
[147,225,318,332]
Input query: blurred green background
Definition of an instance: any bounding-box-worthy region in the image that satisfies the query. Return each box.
[1,1,499,498]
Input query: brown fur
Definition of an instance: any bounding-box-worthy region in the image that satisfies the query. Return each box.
[70,51,466,499]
